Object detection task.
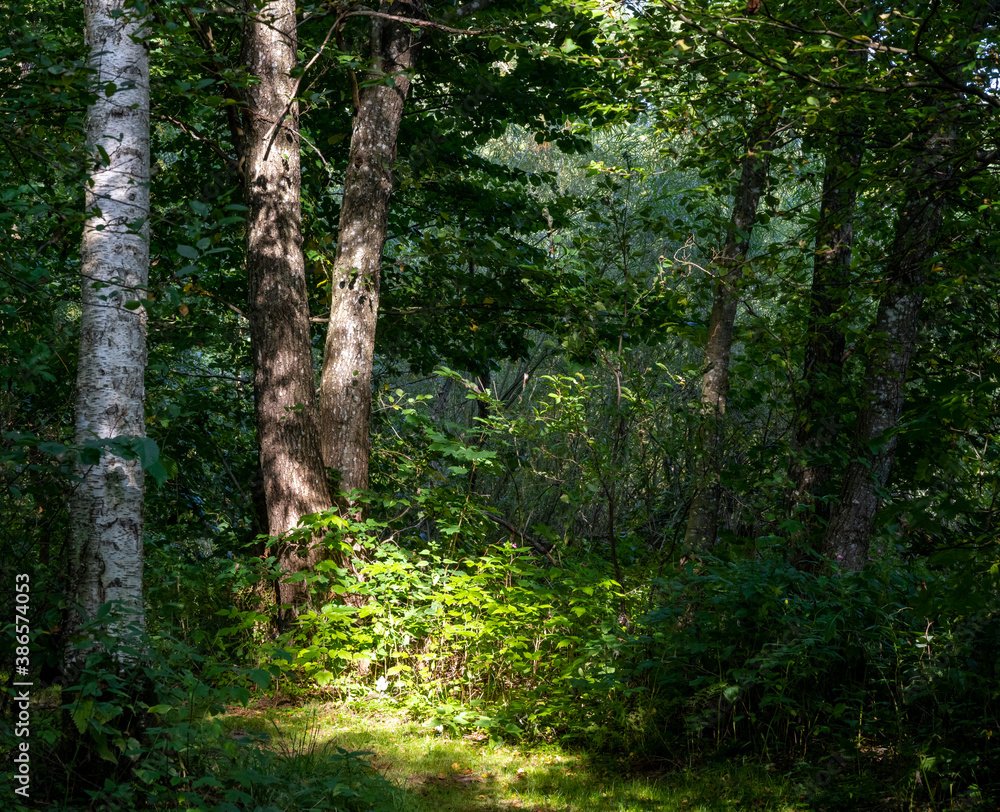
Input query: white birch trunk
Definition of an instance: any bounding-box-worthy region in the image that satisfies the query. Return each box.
[68,0,150,662]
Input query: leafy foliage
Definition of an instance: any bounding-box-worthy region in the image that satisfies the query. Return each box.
[5,0,1000,809]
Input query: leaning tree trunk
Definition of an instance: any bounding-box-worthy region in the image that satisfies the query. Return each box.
[319,0,426,509]
[821,126,954,570]
[683,116,775,551]
[791,134,863,543]
[242,0,333,616]
[68,0,150,670]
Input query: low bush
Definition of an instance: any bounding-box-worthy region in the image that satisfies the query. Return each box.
[1,610,403,811]
[291,532,636,743]
[637,555,1000,802]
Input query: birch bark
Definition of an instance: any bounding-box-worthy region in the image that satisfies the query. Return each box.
[68,0,150,664]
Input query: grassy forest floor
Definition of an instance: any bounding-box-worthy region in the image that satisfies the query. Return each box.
[15,554,999,811]
[11,681,994,812]
[216,696,907,812]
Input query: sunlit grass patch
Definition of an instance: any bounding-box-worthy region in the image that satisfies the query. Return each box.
[225,697,809,812]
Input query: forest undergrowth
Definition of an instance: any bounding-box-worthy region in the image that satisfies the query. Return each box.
[5,384,1000,811]
[5,531,999,812]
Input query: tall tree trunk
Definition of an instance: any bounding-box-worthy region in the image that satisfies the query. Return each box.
[68,0,150,669]
[242,0,333,615]
[683,117,775,550]
[791,134,863,542]
[319,0,425,509]
[821,126,954,569]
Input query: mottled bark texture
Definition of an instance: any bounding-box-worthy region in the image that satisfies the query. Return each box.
[821,127,954,569]
[791,135,863,541]
[69,0,150,667]
[242,0,333,614]
[683,118,775,551]
[319,0,425,506]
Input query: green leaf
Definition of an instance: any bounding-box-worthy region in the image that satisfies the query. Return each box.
[177,245,200,259]
[130,436,160,468]
[248,668,271,690]
[71,699,94,734]
[145,461,169,486]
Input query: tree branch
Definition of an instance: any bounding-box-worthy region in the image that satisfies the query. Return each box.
[168,368,251,384]
[179,4,246,165]
[343,7,486,36]
[485,512,557,564]
[157,114,241,176]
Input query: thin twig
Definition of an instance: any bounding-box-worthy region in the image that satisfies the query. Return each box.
[342,7,485,36]
[158,114,241,175]
[484,512,557,564]
[262,19,343,162]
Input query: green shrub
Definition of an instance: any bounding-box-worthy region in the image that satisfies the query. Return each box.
[637,554,1000,800]
[3,606,403,811]
[291,534,636,741]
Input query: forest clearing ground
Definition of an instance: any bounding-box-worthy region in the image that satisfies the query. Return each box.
[222,697,810,811]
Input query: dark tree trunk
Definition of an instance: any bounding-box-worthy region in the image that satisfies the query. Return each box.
[242,0,333,615]
[821,127,954,569]
[791,135,863,543]
[684,117,776,550]
[319,0,426,508]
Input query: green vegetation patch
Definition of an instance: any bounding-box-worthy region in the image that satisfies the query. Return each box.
[223,699,810,812]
